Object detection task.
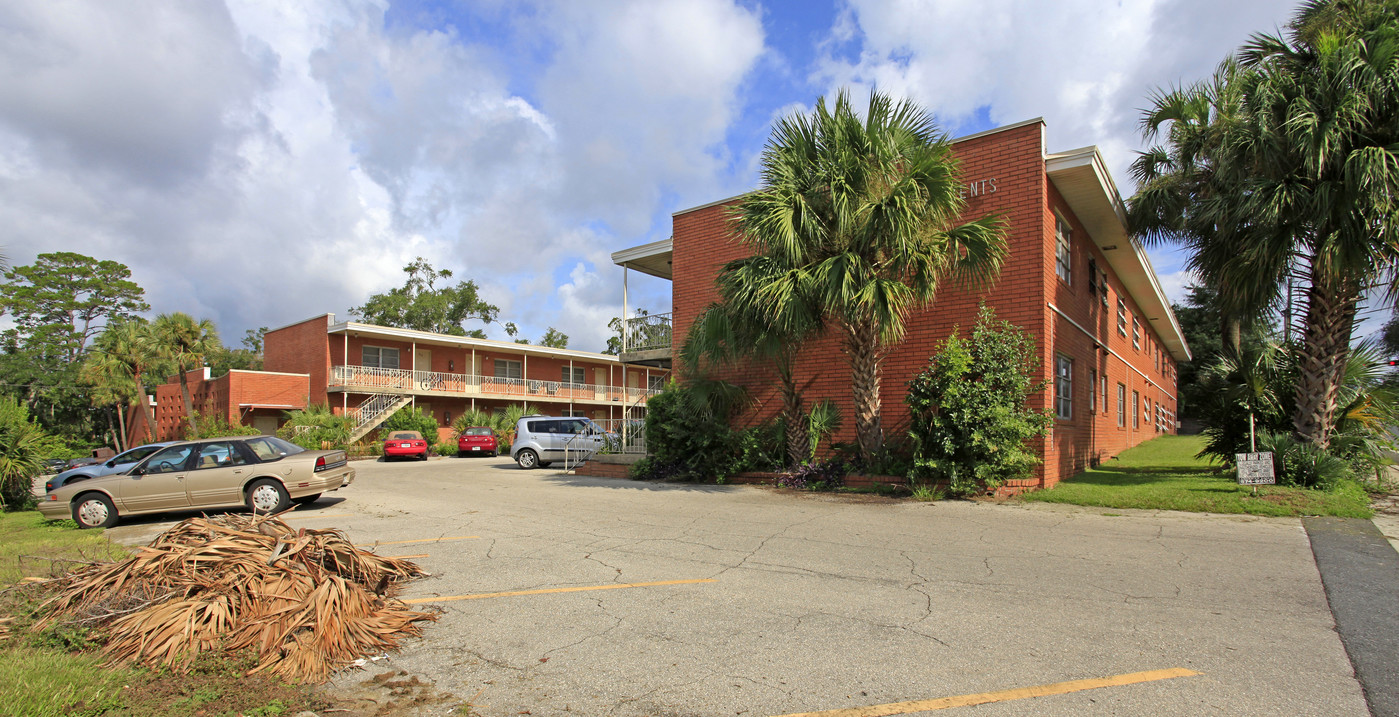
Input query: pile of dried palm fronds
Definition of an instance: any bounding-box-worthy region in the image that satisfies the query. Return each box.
[34,513,437,681]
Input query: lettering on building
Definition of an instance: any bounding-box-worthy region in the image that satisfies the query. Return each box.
[960,178,997,200]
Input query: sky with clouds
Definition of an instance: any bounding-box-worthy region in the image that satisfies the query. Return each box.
[0,0,1306,353]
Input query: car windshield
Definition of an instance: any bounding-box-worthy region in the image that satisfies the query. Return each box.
[389,432,421,440]
[242,436,305,462]
[113,444,162,465]
[463,427,492,436]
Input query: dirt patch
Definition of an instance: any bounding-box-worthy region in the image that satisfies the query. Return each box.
[319,668,463,716]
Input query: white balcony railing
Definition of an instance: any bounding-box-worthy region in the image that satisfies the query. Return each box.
[622,312,672,353]
[329,365,661,404]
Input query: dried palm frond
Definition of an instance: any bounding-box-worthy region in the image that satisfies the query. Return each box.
[34,513,435,681]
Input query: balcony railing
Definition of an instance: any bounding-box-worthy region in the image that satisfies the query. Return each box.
[622,312,672,353]
[329,365,660,404]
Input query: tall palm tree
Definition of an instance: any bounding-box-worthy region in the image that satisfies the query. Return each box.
[82,320,164,443]
[729,89,1008,461]
[1131,0,1399,449]
[153,312,220,438]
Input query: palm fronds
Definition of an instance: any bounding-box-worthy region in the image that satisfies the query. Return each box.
[34,513,435,681]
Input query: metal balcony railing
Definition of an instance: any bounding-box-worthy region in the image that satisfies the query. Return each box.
[622,312,672,353]
[329,365,662,404]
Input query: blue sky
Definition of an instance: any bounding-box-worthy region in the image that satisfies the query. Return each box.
[0,0,1313,352]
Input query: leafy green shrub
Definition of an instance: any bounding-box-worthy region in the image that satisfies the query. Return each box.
[0,397,49,511]
[433,440,456,456]
[775,459,847,490]
[379,406,439,441]
[631,383,743,481]
[906,307,1051,497]
[185,413,262,440]
[1256,432,1356,490]
[277,404,354,451]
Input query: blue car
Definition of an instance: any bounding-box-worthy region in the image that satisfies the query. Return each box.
[45,442,177,493]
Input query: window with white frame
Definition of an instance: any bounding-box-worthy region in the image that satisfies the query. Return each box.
[562,367,586,387]
[362,346,400,369]
[493,359,522,380]
[1117,383,1126,427]
[1055,215,1072,284]
[1132,390,1140,429]
[1055,355,1073,419]
[1101,375,1109,414]
[648,375,665,392]
[1132,318,1141,350]
[1117,300,1128,336]
[1088,368,1097,412]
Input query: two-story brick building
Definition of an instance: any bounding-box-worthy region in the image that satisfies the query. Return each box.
[613,118,1188,489]
[136,314,668,443]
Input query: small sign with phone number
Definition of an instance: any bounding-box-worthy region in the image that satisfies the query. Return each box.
[1236,452,1276,485]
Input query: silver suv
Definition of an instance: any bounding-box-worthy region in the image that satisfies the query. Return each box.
[512,416,610,469]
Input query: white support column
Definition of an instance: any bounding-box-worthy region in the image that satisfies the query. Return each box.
[622,267,629,353]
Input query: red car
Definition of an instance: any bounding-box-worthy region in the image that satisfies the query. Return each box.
[383,430,429,461]
[457,426,498,457]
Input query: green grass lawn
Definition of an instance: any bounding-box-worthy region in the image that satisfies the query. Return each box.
[1021,434,1374,518]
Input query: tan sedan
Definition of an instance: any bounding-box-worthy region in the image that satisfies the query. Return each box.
[38,435,356,529]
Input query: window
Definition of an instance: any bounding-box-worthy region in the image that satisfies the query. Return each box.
[1101,375,1108,414]
[1087,258,1098,295]
[1132,318,1141,350]
[144,445,196,474]
[1117,384,1126,427]
[648,375,665,392]
[1088,369,1097,412]
[1055,214,1072,284]
[1055,355,1073,419]
[493,359,522,380]
[1132,391,1140,429]
[1117,300,1128,336]
[1099,271,1110,308]
[195,442,247,470]
[362,346,400,369]
[562,367,586,387]
[1144,398,1152,430]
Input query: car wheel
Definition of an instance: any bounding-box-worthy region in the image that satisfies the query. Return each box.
[516,449,538,469]
[292,493,321,506]
[72,493,118,529]
[246,478,291,514]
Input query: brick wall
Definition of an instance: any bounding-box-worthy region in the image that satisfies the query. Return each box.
[670,121,1181,489]
[265,315,332,407]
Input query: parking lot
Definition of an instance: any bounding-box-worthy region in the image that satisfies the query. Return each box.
[103,456,1369,716]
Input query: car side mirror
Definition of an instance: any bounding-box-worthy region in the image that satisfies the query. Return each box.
[105,460,116,468]
[132,467,146,476]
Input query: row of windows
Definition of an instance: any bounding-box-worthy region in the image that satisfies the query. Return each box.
[361,347,663,389]
[1054,355,1175,431]
[1056,213,1174,381]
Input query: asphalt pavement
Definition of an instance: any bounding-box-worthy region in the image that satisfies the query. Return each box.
[96,456,1375,716]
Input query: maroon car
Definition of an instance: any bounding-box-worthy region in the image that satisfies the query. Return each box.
[383,431,429,461]
[457,426,498,457]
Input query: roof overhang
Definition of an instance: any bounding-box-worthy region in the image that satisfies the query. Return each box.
[1046,147,1192,362]
[611,237,673,280]
[326,321,633,364]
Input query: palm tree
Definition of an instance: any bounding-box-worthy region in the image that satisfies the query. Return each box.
[681,259,821,466]
[82,320,164,444]
[728,89,1008,461]
[153,312,220,438]
[1230,0,1399,448]
[1131,0,1399,449]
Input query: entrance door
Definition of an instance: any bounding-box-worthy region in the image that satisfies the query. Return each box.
[252,415,278,436]
[595,368,607,400]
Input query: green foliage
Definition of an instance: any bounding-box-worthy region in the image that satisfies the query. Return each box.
[352,257,502,336]
[0,252,149,444]
[0,397,49,511]
[380,406,440,441]
[152,312,220,439]
[906,307,1050,497]
[631,383,745,481]
[730,89,1009,461]
[1256,432,1355,491]
[186,413,262,440]
[433,440,457,456]
[537,328,568,348]
[80,319,165,445]
[277,404,353,451]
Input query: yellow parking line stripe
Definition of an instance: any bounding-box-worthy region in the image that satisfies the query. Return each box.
[403,579,716,605]
[390,554,430,559]
[355,536,479,547]
[771,668,1201,717]
[283,513,355,520]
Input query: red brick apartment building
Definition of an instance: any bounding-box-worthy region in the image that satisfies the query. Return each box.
[137,315,669,443]
[612,118,1189,489]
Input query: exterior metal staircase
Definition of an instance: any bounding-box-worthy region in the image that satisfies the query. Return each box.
[348,393,414,443]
